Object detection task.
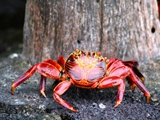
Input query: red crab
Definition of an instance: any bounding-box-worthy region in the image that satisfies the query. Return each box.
[11,49,150,112]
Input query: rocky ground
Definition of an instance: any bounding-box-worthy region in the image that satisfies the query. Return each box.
[0,53,160,120]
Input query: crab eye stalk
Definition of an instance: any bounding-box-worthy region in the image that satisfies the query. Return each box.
[59,72,63,78]
[92,52,96,57]
[75,49,80,53]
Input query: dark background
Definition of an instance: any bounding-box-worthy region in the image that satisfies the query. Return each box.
[0,0,26,58]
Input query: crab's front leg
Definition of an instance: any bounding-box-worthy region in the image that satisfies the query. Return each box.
[97,76,126,107]
[11,64,38,94]
[11,59,61,97]
[53,81,78,112]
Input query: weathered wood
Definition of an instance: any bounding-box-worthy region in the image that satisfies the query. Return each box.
[101,0,160,60]
[23,0,160,64]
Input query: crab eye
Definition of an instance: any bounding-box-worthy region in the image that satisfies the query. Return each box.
[59,72,62,78]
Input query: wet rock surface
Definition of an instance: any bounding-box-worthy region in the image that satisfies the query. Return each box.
[0,53,160,120]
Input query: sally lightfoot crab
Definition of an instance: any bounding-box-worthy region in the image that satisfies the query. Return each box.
[11,49,150,112]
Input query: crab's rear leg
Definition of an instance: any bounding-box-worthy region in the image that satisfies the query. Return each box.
[97,76,126,107]
[129,69,151,103]
[122,60,145,92]
[53,81,78,112]
[107,59,138,92]
[126,76,136,92]
[11,64,38,94]
[109,65,150,104]
[123,60,145,83]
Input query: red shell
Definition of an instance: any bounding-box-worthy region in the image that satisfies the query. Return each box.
[65,50,106,82]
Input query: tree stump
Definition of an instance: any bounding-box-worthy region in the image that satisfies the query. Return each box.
[23,0,160,64]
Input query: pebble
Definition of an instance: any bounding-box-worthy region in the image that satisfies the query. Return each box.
[151,97,158,102]
[99,103,106,109]
[146,113,151,118]
[13,99,25,105]
[38,104,46,110]
[9,53,19,59]
[92,102,97,107]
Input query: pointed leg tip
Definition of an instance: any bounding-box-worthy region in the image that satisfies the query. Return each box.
[11,85,15,95]
[114,101,121,108]
[146,94,151,103]
[11,90,14,95]
[74,110,78,112]
[71,107,78,112]
[131,86,136,92]
[40,90,47,98]
[114,104,118,108]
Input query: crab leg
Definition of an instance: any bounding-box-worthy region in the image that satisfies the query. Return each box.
[123,60,138,66]
[40,75,47,97]
[120,60,145,92]
[53,81,78,112]
[107,59,145,83]
[43,59,62,71]
[57,56,66,69]
[97,76,125,107]
[11,64,38,94]
[105,58,150,105]
[126,76,136,92]
[11,60,61,96]
[123,61,145,83]
[108,63,150,104]
[129,69,150,103]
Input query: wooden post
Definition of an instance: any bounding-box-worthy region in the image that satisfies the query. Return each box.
[23,0,160,64]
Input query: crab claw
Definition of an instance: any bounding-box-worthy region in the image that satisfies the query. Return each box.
[11,59,62,97]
